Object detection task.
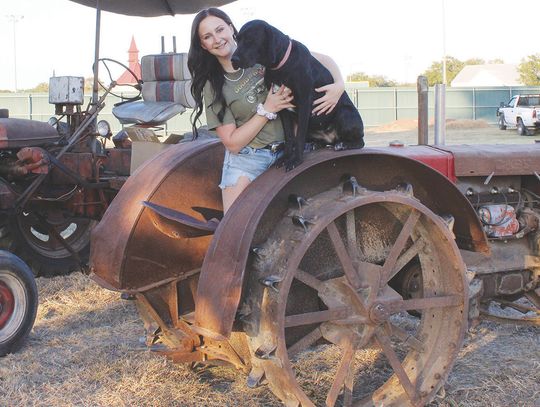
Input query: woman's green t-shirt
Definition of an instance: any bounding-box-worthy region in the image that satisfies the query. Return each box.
[203,65,284,149]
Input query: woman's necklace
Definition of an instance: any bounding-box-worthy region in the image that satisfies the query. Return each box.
[224,68,245,82]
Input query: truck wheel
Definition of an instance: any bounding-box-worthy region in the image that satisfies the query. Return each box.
[245,186,467,406]
[517,118,530,136]
[0,251,38,356]
[498,114,507,130]
[0,212,95,277]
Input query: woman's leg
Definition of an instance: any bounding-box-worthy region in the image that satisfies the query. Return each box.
[222,175,251,214]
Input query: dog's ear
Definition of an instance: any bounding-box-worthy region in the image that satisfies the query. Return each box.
[263,23,289,68]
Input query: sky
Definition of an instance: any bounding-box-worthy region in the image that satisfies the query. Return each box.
[1,0,539,91]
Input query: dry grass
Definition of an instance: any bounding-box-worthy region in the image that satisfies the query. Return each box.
[1,121,539,406]
[1,272,538,407]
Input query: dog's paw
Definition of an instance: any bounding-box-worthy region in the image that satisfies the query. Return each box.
[284,157,303,172]
[274,155,286,168]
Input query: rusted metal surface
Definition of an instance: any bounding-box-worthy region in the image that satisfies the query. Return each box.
[436,144,540,176]
[195,146,487,338]
[102,148,131,177]
[0,118,59,148]
[89,139,224,291]
[241,187,467,406]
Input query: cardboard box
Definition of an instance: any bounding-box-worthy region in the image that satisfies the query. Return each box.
[130,141,172,174]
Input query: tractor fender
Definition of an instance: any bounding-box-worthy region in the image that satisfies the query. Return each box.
[195,146,488,339]
[90,138,224,291]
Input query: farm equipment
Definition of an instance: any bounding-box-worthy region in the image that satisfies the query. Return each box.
[90,135,540,406]
[75,1,539,407]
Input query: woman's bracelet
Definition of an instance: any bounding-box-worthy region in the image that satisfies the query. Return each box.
[256,103,277,121]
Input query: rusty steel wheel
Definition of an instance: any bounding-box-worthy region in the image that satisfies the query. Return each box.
[244,185,467,406]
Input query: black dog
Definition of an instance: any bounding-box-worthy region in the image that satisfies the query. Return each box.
[231,20,364,170]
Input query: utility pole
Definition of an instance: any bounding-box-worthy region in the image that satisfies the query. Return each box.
[441,0,447,85]
[6,14,24,92]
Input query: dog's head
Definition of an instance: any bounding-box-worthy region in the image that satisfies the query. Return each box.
[231,20,289,70]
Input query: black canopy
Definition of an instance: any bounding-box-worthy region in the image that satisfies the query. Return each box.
[68,0,237,17]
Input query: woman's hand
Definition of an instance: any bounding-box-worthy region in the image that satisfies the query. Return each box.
[263,84,295,113]
[312,82,345,116]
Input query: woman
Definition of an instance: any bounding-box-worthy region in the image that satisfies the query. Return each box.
[188,8,346,213]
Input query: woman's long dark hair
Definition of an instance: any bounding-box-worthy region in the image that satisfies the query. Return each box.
[188,8,238,137]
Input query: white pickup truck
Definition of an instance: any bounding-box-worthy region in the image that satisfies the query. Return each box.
[497,94,540,135]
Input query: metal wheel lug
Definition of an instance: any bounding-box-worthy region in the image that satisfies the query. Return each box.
[254,344,278,360]
[291,215,314,232]
[341,174,364,197]
[288,194,308,212]
[250,246,265,258]
[246,366,266,388]
[396,182,414,197]
[259,275,282,292]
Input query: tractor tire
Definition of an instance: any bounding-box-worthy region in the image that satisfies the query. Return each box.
[243,185,468,406]
[0,212,95,277]
[0,251,38,356]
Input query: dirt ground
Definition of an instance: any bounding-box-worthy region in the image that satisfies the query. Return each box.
[1,120,539,407]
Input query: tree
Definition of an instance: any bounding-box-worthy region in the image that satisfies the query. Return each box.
[488,58,505,64]
[347,72,397,87]
[518,54,540,86]
[25,82,49,92]
[422,56,487,86]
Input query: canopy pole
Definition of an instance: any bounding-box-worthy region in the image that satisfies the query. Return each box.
[92,0,101,106]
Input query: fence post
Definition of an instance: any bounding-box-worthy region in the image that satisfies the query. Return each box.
[417,76,428,145]
[28,94,33,119]
[472,87,476,120]
[394,88,398,121]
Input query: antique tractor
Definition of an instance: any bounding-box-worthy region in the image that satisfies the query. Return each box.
[89,136,540,406]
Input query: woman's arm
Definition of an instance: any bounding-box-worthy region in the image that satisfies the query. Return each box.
[216,85,294,153]
[311,51,345,115]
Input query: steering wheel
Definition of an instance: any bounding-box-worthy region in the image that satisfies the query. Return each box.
[95,58,142,101]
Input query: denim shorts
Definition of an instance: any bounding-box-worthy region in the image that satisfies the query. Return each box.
[219,146,283,189]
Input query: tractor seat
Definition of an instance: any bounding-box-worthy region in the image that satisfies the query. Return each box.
[112,53,195,126]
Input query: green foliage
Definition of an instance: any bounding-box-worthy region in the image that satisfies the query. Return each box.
[518,54,540,86]
[29,82,49,92]
[347,72,397,87]
[422,56,488,86]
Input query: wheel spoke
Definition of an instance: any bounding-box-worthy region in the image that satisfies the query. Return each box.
[386,322,425,353]
[383,295,462,313]
[374,330,419,405]
[287,327,323,357]
[294,269,323,291]
[380,210,421,285]
[284,307,355,328]
[343,360,354,407]
[327,221,363,290]
[346,210,362,261]
[386,238,425,284]
[326,338,355,407]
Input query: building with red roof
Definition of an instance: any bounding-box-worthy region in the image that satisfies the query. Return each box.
[117,36,141,84]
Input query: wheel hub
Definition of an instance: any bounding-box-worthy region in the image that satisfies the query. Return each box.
[369,302,390,324]
[0,281,15,328]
